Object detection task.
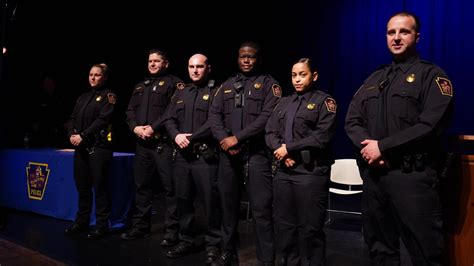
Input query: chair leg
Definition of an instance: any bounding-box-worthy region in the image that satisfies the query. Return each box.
[325,193,332,225]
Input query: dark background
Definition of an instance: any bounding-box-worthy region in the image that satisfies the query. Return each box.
[1,0,473,156]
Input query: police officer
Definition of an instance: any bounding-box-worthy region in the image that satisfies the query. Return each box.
[64,63,116,240]
[209,41,281,265]
[345,12,454,265]
[165,53,221,264]
[121,49,183,245]
[266,58,336,265]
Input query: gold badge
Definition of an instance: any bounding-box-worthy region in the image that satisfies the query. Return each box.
[203,94,209,101]
[96,96,102,102]
[324,98,337,113]
[307,103,316,110]
[159,80,165,86]
[224,89,232,94]
[254,82,262,90]
[406,74,416,83]
[436,77,453,96]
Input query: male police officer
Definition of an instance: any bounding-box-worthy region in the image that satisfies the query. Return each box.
[122,49,183,246]
[345,12,454,265]
[209,42,281,266]
[165,54,221,264]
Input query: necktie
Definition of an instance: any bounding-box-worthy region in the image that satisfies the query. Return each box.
[284,95,302,143]
[183,86,197,133]
[376,65,396,138]
[142,82,152,124]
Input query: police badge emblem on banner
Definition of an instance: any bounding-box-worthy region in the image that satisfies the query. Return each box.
[26,162,50,200]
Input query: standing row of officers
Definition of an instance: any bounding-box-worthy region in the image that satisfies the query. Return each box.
[64,11,454,266]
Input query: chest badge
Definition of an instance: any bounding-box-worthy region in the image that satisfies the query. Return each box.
[96,96,102,102]
[406,74,416,83]
[254,82,262,90]
[152,85,157,91]
[203,94,209,101]
[224,89,232,94]
[159,80,165,86]
[307,103,316,110]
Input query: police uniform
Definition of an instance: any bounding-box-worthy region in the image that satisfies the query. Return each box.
[125,74,183,240]
[67,86,116,230]
[165,80,221,254]
[209,73,281,263]
[345,55,454,265]
[265,88,336,265]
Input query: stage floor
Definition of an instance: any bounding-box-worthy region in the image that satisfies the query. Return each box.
[0,194,379,266]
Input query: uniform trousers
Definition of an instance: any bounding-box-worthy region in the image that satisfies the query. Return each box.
[131,142,178,239]
[173,152,221,250]
[361,166,443,266]
[218,147,275,263]
[73,146,112,228]
[274,164,329,266]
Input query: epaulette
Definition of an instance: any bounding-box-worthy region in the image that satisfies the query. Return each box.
[214,85,222,97]
[420,59,434,65]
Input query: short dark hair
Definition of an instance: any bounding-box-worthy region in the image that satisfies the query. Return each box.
[389,11,421,33]
[239,41,260,54]
[149,49,168,61]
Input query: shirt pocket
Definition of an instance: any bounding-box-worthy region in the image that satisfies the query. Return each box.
[223,92,234,114]
[151,89,166,108]
[245,90,264,115]
[175,102,185,122]
[390,88,420,120]
[295,108,319,135]
[362,88,380,119]
[195,99,210,123]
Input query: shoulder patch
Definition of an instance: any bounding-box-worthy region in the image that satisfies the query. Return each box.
[272,84,282,97]
[177,82,185,90]
[435,77,453,96]
[324,98,337,113]
[107,93,117,104]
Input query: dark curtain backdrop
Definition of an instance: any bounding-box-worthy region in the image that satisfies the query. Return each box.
[305,0,474,158]
[1,0,473,155]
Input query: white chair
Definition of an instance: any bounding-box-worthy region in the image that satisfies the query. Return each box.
[326,159,363,224]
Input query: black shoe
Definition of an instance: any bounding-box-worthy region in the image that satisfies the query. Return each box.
[87,228,108,240]
[166,243,195,258]
[120,228,151,240]
[211,251,238,266]
[160,238,178,247]
[205,248,220,265]
[64,223,88,236]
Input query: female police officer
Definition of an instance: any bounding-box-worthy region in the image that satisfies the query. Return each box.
[265,58,337,265]
[64,63,116,240]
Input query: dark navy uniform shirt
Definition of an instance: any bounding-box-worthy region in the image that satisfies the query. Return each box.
[345,55,454,155]
[67,86,116,147]
[166,81,215,143]
[266,88,337,163]
[209,73,281,142]
[126,74,183,134]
